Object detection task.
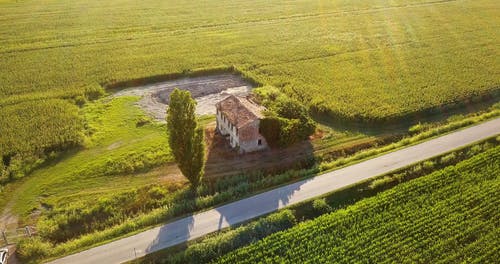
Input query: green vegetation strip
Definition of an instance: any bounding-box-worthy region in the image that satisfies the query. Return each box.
[214,146,500,263]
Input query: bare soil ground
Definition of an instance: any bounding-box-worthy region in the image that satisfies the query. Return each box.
[202,123,385,179]
[112,74,254,121]
[0,201,18,235]
[0,202,21,264]
[6,244,19,264]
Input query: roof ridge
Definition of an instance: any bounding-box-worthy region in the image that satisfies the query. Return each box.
[216,94,265,129]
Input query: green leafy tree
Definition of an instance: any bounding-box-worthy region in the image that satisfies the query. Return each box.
[260,97,316,148]
[166,88,206,188]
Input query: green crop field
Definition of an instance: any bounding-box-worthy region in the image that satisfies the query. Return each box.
[1,0,499,164]
[1,0,498,109]
[215,146,500,263]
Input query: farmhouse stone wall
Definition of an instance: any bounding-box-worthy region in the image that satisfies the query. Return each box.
[216,110,240,148]
[238,119,268,153]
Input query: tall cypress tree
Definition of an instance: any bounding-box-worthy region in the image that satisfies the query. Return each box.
[167,88,206,189]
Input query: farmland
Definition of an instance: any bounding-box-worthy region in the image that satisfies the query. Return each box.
[1,0,499,261]
[1,0,499,162]
[215,145,500,263]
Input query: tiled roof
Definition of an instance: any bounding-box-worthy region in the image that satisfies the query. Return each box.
[216,95,265,128]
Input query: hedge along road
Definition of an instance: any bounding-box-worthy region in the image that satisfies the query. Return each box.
[48,118,500,264]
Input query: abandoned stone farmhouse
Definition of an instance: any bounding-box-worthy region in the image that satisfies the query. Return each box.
[215,95,268,153]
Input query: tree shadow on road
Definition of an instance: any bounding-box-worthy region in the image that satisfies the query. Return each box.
[145,215,194,254]
[143,176,308,257]
[213,178,307,231]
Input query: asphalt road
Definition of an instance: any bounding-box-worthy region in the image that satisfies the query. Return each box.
[48,118,500,264]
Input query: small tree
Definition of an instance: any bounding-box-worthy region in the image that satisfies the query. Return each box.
[167,88,206,189]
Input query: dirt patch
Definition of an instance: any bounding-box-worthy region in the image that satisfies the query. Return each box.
[6,245,19,264]
[156,163,188,184]
[112,74,255,121]
[0,201,18,232]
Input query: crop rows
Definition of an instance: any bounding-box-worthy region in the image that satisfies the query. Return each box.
[0,99,83,183]
[215,146,500,263]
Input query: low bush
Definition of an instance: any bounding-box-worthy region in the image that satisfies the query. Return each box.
[83,83,106,101]
[37,184,176,243]
[440,152,457,164]
[312,198,332,216]
[422,160,435,170]
[368,176,394,190]
[408,122,430,134]
[17,237,54,263]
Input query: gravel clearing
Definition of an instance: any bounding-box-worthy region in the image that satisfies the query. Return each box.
[112,74,255,121]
